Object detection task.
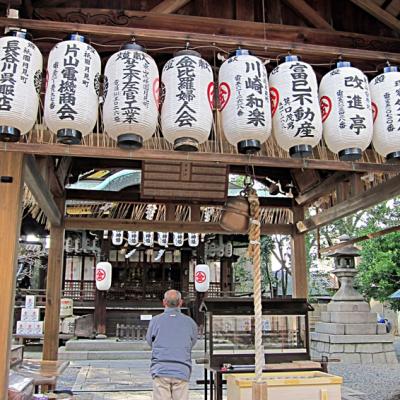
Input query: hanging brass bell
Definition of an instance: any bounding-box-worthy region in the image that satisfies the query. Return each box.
[220,196,249,232]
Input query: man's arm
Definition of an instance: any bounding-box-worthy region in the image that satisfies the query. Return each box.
[191,320,198,347]
[146,319,154,347]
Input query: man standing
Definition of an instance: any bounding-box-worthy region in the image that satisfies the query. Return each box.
[146,289,198,400]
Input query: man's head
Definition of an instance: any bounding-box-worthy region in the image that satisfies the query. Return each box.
[163,289,183,309]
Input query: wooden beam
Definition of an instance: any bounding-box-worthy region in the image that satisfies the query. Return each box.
[24,155,63,226]
[42,221,65,361]
[386,0,400,17]
[150,0,191,13]
[349,0,400,33]
[64,217,293,235]
[291,206,308,298]
[295,172,351,205]
[320,224,400,254]
[284,0,334,30]
[1,16,400,63]
[2,142,399,174]
[297,173,400,233]
[235,0,254,21]
[0,152,24,398]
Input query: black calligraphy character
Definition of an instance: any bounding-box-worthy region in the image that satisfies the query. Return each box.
[347,95,364,110]
[64,43,80,58]
[245,76,263,94]
[344,76,364,89]
[175,102,197,127]
[293,107,315,122]
[246,94,263,108]
[57,103,78,120]
[293,92,312,106]
[64,56,79,67]
[349,114,366,135]
[245,61,261,77]
[247,109,265,127]
[294,121,315,137]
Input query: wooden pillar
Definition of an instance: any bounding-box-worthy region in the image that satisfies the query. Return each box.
[0,152,24,397]
[43,222,65,361]
[291,206,308,298]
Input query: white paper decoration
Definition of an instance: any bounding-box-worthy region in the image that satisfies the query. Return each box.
[219,49,272,153]
[188,233,199,247]
[44,34,101,144]
[0,32,42,142]
[194,264,210,292]
[269,56,322,158]
[74,237,81,253]
[143,231,154,247]
[65,237,73,253]
[224,241,233,257]
[96,261,112,291]
[103,43,159,149]
[111,230,124,246]
[319,61,373,161]
[173,232,184,247]
[127,231,139,246]
[161,50,213,151]
[370,66,400,161]
[158,232,169,247]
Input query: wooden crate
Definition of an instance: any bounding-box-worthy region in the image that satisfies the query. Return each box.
[227,371,342,400]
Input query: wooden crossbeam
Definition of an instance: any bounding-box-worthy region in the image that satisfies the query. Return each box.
[2,142,399,173]
[386,0,400,16]
[23,155,63,226]
[349,0,400,33]
[284,0,334,30]
[297,174,400,233]
[150,0,191,13]
[65,217,293,235]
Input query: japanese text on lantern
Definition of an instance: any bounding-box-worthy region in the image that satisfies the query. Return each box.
[0,40,20,111]
[244,60,265,127]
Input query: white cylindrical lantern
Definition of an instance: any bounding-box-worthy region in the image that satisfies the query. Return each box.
[127,231,139,246]
[158,232,169,247]
[269,55,322,158]
[96,261,112,291]
[319,61,373,161]
[370,66,400,162]
[65,237,73,253]
[143,231,154,247]
[224,241,233,257]
[173,232,184,247]
[44,33,101,144]
[194,264,210,292]
[219,49,272,154]
[188,233,199,247]
[161,49,213,151]
[103,43,159,149]
[0,31,42,142]
[111,230,124,246]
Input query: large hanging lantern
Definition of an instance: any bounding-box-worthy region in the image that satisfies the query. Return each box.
[127,231,139,246]
[188,233,199,247]
[194,264,210,292]
[158,232,169,247]
[269,55,322,158]
[319,61,373,161]
[96,261,112,291]
[143,231,154,247]
[0,31,42,142]
[103,43,159,149]
[370,66,400,162]
[111,230,124,246]
[44,33,101,144]
[219,49,272,154]
[161,49,213,151]
[173,232,184,247]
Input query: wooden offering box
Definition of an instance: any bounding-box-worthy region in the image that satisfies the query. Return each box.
[227,371,343,400]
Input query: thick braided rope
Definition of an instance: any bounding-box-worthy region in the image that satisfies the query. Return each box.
[247,188,263,382]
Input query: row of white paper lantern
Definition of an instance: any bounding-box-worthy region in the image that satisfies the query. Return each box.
[0,32,399,162]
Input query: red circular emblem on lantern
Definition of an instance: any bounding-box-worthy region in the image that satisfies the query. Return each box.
[372,102,378,123]
[195,271,206,284]
[207,82,215,110]
[96,268,106,282]
[269,87,279,117]
[218,82,231,111]
[320,96,332,123]
[153,78,160,108]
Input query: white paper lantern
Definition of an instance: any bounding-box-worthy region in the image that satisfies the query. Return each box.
[194,264,210,292]
[127,231,139,246]
[319,61,373,160]
[370,66,400,161]
[173,232,184,247]
[143,231,154,247]
[269,56,322,158]
[188,233,199,247]
[0,31,42,142]
[158,232,169,247]
[224,241,233,257]
[44,33,101,144]
[65,237,73,253]
[111,230,124,246]
[103,43,159,149]
[161,49,213,151]
[96,261,112,291]
[74,237,81,253]
[219,49,272,153]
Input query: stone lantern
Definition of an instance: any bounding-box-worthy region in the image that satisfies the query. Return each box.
[326,234,364,302]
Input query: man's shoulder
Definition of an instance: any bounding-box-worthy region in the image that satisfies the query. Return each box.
[180,313,198,327]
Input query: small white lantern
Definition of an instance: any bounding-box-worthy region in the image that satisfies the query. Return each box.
[143,231,154,247]
[44,33,101,144]
[65,237,73,253]
[161,49,213,151]
[224,241,233,257]
[194,264,210,292]
[158,232,169,247]
[0,31,42,142]
[111,230,124,246]
[103,42,159,149]
[188,233,199,247]
[127,231,139,246]
[96,261,112,291]
[269,55,322,158]
[173,232,184,247]
[370,66,400,162]
[219,49,272,153]
[319,61,373,160]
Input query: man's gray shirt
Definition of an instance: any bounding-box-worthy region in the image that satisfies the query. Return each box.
[146,308,198,381]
